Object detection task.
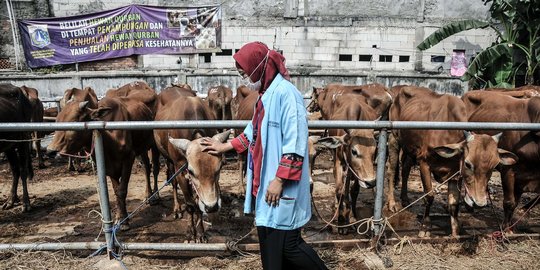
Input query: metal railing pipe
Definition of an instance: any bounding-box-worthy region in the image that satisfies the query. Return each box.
[372,129,388,236]
[2,121,540,132]
[93,130,115,258]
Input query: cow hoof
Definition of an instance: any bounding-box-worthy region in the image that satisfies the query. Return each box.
[386,201,399,213]
[119,223,130,231]
[196,235,209,243]
[173,211,183,219]
[22,204,31,213]
[338,227,349,235]
[418,230,430,238]
[147,195,160,206]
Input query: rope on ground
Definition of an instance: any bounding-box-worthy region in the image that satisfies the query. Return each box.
[488,194,540,252]
[226,226,256,257]
[88,163,188,265]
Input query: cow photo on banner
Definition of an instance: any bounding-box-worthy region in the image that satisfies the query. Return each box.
[17,4,222,68]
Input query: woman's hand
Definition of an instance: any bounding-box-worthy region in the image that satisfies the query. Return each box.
[266,177,284,207]
[200,137,232,155]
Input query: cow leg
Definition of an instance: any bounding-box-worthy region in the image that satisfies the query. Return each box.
[350,178,360,220]
[151,146,160,201]
[68,157,75,171]
[116,159,134,231]
[501,168,517,232]
[334,150,350,235]
[19,142,32,212]
[140,153,155,205]
[400,153,414,207]
[448,178,462,237]
[418,160,434,238]
[2,148,21,210]
[34,133,45,169]
[191,209,208,243]
[171,162,184,219]
[385,133,400,212]
[238,154,246,194]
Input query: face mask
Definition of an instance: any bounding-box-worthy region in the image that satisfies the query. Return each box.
[240,51,269,91]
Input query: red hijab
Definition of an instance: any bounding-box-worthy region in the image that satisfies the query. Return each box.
[233,42,290,93]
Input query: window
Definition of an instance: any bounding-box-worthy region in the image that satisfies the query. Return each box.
[431,55,445,62]
[379,55,392,62]
[339,54,353,61]
[399,55,410,62]
[359,55,373,62]
[215,49,233,56]
[199,53,212,63]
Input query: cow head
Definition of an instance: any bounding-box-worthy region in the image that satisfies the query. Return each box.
[307,87,324,113]
[47,101,93,155]
[434,131,517,208]
[168,130,231,214]
[317,129,377,189]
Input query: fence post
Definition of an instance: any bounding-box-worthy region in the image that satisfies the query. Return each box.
[372,129,388,238]
[93,130,115,258]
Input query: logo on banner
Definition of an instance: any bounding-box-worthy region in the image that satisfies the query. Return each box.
[28,24,51,48]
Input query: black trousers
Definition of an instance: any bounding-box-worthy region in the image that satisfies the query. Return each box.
[257,226,328,270]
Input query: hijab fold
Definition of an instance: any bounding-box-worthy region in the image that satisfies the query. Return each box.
[233,42,290,93]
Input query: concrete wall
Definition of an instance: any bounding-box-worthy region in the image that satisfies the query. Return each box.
[0,69,467,100]
[1,0,490,97]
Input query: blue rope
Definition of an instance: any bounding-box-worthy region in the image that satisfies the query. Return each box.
[89,163,188,265]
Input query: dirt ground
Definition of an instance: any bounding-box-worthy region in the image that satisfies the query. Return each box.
[0,147,539,269]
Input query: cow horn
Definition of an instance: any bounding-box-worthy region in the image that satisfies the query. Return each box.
[169,136,190,152]
[492,132,503,143]
[79,101,89,110]
[212,129,232,143]
[464,131,474,142]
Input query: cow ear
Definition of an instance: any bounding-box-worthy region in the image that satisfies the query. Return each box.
[90,106,111,120]
[434,143,463,158]
[169,137,190,152]
[316,136,344,149]
[212,130,231,143]
[308,135,321,144]
[498,148,518,166]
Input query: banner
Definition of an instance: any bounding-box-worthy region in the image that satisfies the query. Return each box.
[18,4,222,68]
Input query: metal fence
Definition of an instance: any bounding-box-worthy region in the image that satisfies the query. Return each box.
[1,120,540,258]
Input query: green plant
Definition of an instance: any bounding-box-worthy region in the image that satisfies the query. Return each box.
[417,0,540,89]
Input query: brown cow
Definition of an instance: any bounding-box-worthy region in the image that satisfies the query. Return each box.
[154,88,229,242]
[56,87,99,171]
[59,87,98,110]
[0,84,33,211]
[48,96,154,230]
[206,85,233,121]
[387,86,517,237]
[465,92,540,231]
[316,94,379,234]
[106,81,161,203]
[231,85,253,120]
[309,83,393,120]
[20,86,46,168]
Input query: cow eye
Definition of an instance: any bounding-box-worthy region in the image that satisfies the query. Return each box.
[464,160,473,171]
[351,148,359,157]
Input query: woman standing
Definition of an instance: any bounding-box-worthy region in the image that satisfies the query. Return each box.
[201,41,327,270]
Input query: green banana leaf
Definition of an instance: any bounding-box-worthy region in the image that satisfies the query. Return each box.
[461,43,512,81]
[417,20,491,51]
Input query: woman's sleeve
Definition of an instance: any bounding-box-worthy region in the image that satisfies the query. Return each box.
[275,88,308,181]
